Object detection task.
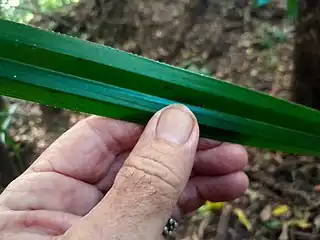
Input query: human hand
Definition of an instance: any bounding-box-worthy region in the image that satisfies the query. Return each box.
[0,104,249,239]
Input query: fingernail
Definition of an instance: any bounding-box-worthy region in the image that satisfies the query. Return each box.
[156,105,194,144]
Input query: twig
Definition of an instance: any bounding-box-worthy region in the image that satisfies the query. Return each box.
[290,229,319,240]
[243,1,252,32]
[290,227,296,240]
[307,201,320,212]
[214,204,232,240]
[273,157,316,174]
[197,215,211,239]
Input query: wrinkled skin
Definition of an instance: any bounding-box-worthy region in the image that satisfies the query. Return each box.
[0,105,249,239]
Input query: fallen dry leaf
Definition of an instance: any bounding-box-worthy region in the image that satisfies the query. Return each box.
[260,204,272,222]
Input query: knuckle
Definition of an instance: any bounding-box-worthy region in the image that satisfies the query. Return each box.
[116,142,184,201]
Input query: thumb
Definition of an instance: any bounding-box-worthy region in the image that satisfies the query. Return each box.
[64,104,199,240]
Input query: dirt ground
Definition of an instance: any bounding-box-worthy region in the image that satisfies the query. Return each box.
[1,0,320,239]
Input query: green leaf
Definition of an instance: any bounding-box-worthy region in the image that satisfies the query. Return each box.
[1,19,320,155]
[264,220,282,230]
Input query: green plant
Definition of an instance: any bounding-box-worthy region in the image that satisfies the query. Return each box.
[0,101,21,155]
[0,99,25,175]
[1,19,320,155]
[0,105,17,143]
[0,98,18,144]
[0,0,78,23]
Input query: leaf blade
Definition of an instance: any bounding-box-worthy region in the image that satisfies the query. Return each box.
[1,19,320,155]
[1,19,320,135]
[1,59,320,155]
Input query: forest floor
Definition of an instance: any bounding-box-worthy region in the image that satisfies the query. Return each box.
[1,0,320,239]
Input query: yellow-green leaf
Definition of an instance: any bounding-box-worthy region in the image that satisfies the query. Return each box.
[233,208,252,232]
[288,219,312,229]
[272,205,290,217]
[198,201,224,214]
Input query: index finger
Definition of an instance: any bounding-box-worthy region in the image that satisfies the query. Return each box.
[24,116,144,184]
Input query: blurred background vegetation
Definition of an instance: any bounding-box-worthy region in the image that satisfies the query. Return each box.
[0,0,78,22]
[0,0,319,239]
